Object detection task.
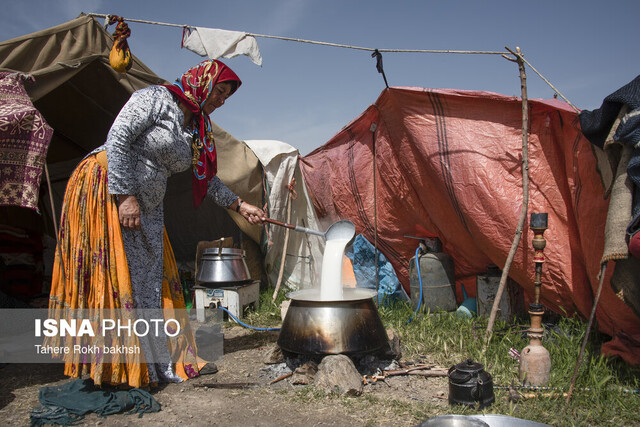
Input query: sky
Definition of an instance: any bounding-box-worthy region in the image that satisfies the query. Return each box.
[1,0,639,156]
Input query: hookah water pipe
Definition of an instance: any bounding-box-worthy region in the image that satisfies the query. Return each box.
[519,213,551,385]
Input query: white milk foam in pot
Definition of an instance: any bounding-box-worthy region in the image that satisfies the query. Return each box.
[319,238,350,300]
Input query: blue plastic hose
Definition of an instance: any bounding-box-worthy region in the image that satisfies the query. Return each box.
[217,306,281,331]
[408,245,424,323]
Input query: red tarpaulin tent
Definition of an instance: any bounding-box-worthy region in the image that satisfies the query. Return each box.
[300,87,640,364]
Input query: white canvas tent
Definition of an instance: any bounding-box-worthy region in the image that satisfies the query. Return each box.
[245,140,322,291]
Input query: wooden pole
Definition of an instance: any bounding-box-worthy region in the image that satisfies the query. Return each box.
[566,263,607,403]
[484,46,530,349]
[272,191,292,302]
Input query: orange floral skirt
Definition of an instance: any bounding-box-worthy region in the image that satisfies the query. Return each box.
[47,155,206,387]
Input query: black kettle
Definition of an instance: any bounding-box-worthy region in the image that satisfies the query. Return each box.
[448,359,495,408]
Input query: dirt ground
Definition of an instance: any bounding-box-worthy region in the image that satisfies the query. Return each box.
[0,326,451,426]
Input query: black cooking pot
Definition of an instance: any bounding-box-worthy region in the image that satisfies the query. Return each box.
[448,359,495,408]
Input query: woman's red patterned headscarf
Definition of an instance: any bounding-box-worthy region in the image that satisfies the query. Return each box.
[164,59,241,208]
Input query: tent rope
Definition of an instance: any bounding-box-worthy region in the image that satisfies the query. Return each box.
[508,53,579,112]
[44,163,67,287]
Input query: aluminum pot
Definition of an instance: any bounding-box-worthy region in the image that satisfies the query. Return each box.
[448,359,495,408]
[419,415,489,427]
[420,415,549,427]
[196,247,251,286]
[277,288,388,355]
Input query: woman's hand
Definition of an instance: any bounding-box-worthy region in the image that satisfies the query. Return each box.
[118,195,141,230]
[232,199,267,225]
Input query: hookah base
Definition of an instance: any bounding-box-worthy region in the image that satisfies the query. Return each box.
[519,343,551,386]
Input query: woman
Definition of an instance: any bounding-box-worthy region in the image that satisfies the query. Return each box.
[47,59,265,387]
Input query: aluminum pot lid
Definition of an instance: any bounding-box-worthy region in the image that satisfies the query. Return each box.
[202,248,245,256]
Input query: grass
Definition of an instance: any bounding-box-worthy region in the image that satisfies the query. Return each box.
[237,285,287,328]
[231,288,640,426]
[387,303,640,426]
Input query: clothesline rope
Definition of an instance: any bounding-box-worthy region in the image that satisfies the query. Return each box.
[88,13,508,55]
[87,12,577,108]
[242,34,510,55]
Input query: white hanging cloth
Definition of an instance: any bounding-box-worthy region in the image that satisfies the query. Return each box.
[182,27,263,66]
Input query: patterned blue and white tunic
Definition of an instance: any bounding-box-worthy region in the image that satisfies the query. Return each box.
[94,85,238,382]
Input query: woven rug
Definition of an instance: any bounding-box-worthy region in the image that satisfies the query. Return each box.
[0,72,53,211]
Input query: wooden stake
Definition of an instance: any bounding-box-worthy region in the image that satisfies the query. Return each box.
[566,263,607,403]
[484,46,530,349]
[272,191,292,302]
[270,372,294,384]
[384,366,448,378]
